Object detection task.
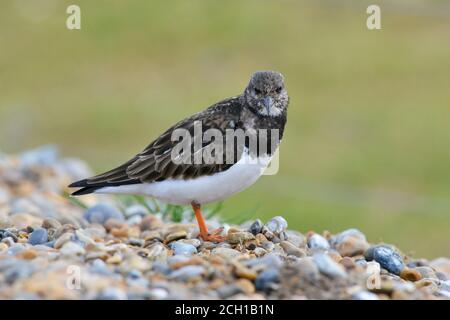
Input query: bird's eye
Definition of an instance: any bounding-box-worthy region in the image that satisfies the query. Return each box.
[254,88,262,95]
[275,87,283,94]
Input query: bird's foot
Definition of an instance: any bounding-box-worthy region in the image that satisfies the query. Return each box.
[200,227,225,243]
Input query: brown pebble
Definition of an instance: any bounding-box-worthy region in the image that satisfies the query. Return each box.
[111,227,129,238]
[140,215,163,231]
[0,243,8,252]
[104,218,125,232]
[170,256,204,269]
[236,279,255,295]
[400,267,422,282]
[340,257,356,269]
[54,224,77,239]
[255,233,268,244]
[165,231,187,243]
[42,218,62,229]
[54,232,73,249]
[106,255,122,264]
[234,264,257,280]
[19,249,38,260]
[227,231,255,244]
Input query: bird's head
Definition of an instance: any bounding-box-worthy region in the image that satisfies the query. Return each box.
[244,70,289,117]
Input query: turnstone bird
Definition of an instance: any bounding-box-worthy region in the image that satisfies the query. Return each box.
[69,71,289,242]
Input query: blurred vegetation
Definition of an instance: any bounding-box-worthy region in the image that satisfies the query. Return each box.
[0,0,449,257]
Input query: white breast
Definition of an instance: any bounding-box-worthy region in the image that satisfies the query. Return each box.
[95,150,272,205]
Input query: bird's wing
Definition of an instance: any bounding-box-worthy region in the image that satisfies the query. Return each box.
[69,98,243,192]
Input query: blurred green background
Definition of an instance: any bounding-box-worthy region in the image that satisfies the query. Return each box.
[1,0,449,258]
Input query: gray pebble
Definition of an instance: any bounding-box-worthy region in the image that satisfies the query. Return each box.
[60,241,86,256]
[211,247,241,259]
[170,241,197,256]
[7,243,25,255]
[124,204,149,218]
[148,288,169,300]
[364,245,405,275]
[84,203,124,225]
[352,291,379,300]
[217,284,242,298]
[0,230,18,242]
[313,253,347,279]
[248,219,263,235]
[245,253,283,270]
[151,262,171,275]
[96,288,127,300]
[169,265,205,281]
[126,215,142,225]
[308,234,330,251]
[19,145,58,167]
[89,259,112,276]
[265,216,288,234]
[147,243,168,262]
[28,228,48,245]
[5,263,35,284]
[255,269,280,291]
[285,231,306,247]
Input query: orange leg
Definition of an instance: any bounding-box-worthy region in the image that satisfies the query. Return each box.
[191,201,225,242]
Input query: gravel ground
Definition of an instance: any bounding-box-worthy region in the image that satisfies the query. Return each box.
[0,146,449,300]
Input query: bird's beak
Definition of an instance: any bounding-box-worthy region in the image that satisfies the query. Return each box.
[262,97,274,114]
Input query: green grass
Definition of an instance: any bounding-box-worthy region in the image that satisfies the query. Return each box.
[0,0,449,258]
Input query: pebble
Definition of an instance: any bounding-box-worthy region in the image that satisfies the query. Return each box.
[97,288,127,300]
[28,228,48,245]
[430,257,450,278]
[60,241,85,256]
[352,291,379,300]
[248,219,263,235]
[170,241,197,256]
[285,231,306,247]
[365,245,405,275]
[19,145,58,167]
[307,234,330,251]
[253,247,267,257]
[84,203,124,225]
[178,239,201,248]
[148,288,169,300]
[0,242,8,253]
[7,243,25,255]
[147,243,168,262]
[169,265,205,281]
[89,259,112,276]
[280,241,305,257]
[234,264,257,280]
[255,269,280,291]
[313,253,347,279]
[400,267,422,282]
[295,257,320,282]
[139,215,163,231]
[124,204,149,218]
[165,231,187,242]
[42,218,61,229]
[54,232,73,249]
[414,266,438,280]
[265,216,288,234]
[331,228,369,257]
[227,231,255,244]
[211,247,241,259]
[217,284,242,298]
